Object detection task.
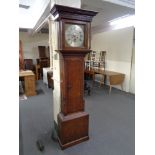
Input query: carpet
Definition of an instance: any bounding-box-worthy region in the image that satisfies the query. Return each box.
[19,80,135,155]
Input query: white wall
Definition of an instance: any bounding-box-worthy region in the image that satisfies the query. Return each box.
[129,40,135,94]
[19,32,49,60]
[91,27,134,93]
[50,21,61,124]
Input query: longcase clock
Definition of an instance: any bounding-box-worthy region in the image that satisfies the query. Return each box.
[50,4,97,149]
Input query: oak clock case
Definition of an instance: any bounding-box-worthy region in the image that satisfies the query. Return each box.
[60,20,90,50]
[50,4,98,149]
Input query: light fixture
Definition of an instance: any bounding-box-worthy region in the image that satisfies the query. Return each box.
[19,4,30,9]
[109,14,135,30]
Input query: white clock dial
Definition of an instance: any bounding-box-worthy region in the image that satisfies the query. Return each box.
[65,24,84,47]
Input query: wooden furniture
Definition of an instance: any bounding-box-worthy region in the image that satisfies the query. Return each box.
[85,69,125,93]
[85,51,106,71]
[47,71,53,89]
[99,51,106,69]
[19,70,36,96]
[84,69,94,81]
[84,51,125,94]
[108,72,125,93]
[19,40,24,70]
[38,46,46,58]
[24,59,35,71]
[51,4,97,149]
[39,58,50,68]
[39,58,50,77]
[35,64,40,80]
[38,46,50,78]
[35,59,50,80]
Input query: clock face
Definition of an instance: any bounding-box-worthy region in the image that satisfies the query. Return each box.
[65,24,84,47]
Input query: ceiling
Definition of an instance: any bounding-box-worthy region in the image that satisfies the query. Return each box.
[19,0,50,29]
[81,0,134,29]
[19,0,134,33]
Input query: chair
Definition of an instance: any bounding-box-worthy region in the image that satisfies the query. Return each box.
[39,58,50,77]
[24,59,35,72]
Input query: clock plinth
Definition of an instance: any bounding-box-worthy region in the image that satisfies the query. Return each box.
[50,4,97,149]
[58,112,89,149]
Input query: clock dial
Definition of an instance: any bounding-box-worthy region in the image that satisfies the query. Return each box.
[65,24,84,47]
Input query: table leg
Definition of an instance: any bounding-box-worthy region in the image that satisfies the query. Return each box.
[109,85,112,94]
[91,73,95,87]
[121,84,123,91]
[99,74,105,87]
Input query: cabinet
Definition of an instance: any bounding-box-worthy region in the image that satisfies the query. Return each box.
[19,71,36,96]
[85,51,106,70]
[47,71,53,89]
[38,46,50,77]
[38,46,46,58]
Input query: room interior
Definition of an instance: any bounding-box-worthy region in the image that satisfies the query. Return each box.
[19,0,135,155]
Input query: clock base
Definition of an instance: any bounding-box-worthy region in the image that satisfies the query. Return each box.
[57,112,89,149]
[58,135,89,150]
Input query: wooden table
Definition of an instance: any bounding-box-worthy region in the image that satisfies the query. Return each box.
[85,69,125,93]
[19,70,36,96]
